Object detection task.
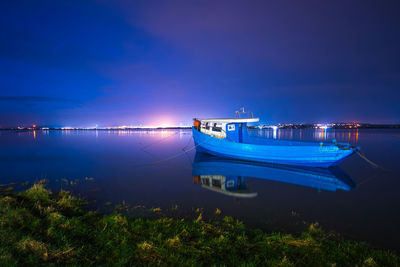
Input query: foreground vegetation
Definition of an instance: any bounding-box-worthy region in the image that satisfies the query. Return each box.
[0,184,398,266]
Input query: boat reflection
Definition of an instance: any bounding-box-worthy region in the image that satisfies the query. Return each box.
[192,153,356,198]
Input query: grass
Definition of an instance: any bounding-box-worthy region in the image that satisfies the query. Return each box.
[0,183,399,266]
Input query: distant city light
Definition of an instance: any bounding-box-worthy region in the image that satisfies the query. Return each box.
[4,121,394,131]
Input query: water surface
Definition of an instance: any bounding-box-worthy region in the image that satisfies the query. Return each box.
[0,128,399,250]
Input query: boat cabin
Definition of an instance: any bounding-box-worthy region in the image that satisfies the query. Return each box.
[193,174,258,198]
[194,118,259,142]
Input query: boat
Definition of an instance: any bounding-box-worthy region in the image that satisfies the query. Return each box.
[192,152,355,197]
[192,115,357,168]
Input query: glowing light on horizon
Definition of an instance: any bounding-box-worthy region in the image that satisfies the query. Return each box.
[146,115,181,128]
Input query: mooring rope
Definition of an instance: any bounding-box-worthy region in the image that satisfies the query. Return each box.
[352,148,390,172]
[181,133,194,151]
[133,131,208,168]
[355,150,379,168]
[357,172,379,187]
[140,131,179,151]
[134,140,205,168]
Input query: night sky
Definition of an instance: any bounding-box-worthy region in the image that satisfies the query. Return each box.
[1,0,399,127]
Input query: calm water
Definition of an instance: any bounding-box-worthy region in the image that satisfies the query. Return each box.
[1,128,400,250]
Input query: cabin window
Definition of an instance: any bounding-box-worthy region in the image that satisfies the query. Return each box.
[212,123,222,132]
[227,180,235,188]
[212,179,221,188]
[202,178,210,186]
[228,124,235,131]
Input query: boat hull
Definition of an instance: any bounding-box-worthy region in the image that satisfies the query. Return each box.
[192,127,354,168]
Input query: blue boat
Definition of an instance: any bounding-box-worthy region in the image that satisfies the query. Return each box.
[192,152,355,197]
[192,117,357,168]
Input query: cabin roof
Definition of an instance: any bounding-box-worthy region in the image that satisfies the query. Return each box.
[200,118,259,123]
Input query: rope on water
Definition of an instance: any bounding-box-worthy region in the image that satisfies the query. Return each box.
[134,137,206,168]
[357,172,379,187]
[140,131,179,151]
[182,133,194,151]
[354,148,391,172]
[355,150,379,168]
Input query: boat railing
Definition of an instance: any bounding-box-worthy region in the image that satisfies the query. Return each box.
[235,107,254,119]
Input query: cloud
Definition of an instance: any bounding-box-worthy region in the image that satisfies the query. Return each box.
[0,96,73,103]
[111,0,400,72]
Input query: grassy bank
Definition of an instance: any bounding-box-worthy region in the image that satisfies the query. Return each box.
[0,184,398,266]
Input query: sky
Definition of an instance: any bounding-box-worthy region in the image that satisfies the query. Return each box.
[1,0,399,127]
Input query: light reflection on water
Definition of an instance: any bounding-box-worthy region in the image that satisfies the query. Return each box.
[257,127,360,143]
[0,128,400,251]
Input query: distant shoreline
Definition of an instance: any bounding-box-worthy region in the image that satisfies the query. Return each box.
[250,124,400,129]
[0,127,193,131]
[1,124,400,131]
